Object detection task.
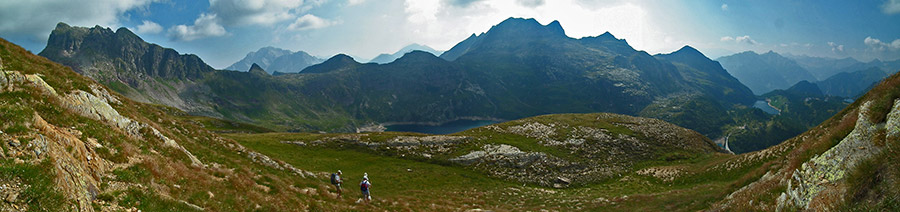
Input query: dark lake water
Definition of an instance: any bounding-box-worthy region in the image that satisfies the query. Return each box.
[384,119,499,134]
[753,100,780,115]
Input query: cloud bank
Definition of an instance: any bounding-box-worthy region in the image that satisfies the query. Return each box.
[864,36,900,51]
[287,14,335,31]
[883,0,900,14]
[721,35,757,45]
[136,20,162,34]
[168,13,226,41]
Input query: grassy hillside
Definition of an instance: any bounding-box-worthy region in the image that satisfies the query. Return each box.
[712,70,900,210]
[226,71,900,211]
[1,37,359,211]
[224,113,802,211]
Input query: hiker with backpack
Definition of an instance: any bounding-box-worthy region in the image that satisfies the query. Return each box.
[331,170,343,198]
[360,173,372,204]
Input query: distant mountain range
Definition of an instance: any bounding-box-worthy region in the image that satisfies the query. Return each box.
[39,18,756,135]
[785,53,900,80]
[225,46,324,74]
[816,67,888,98]
[717,51,816,95]
[368,44,442,64]
[718,51,900,98]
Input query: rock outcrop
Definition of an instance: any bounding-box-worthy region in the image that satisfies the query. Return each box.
[10,70,204,167]
[778,99,898,210]
[1,69,209,211]
[32,114,109,211]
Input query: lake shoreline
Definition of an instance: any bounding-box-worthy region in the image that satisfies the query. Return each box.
[357,117,504,134]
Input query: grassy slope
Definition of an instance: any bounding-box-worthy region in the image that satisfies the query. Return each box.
[225,113,771,211]
[1,37,380,211]
[226,71,900,211]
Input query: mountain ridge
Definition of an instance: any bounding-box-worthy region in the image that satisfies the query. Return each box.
[226,46,324,74]
[717,50,816,95]
[369,43,443,64]
[40,18,755,140]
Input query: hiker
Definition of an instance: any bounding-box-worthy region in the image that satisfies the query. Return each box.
[331,170,343,198]
[360,174,372,204]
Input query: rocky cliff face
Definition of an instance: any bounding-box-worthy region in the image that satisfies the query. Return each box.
[39,23,214,80]
[38,23,216,117]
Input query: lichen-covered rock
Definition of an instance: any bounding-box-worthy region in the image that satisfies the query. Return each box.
[5,70,203,168]
[886,99,900,145]
[246,151,315,178]
[452,144,531,164]
[89,84,120,105]
[779,100,891,209]
[0,71,7,90]
[32,114,109,212]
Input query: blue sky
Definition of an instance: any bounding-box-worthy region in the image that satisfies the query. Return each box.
[1,0,899,68]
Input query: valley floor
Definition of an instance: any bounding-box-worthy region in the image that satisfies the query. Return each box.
[224,132,755,211]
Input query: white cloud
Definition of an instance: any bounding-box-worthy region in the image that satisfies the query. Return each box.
[721,4,728,11]
[883,0,900,14]
[720,35,756,45]
[516,0,545,7]
[828,41,844,53]
[135,20,162,34]
[348,0,367,6]
[443,0,486,7]
[168,0,335,41]
[208,0,304,26]
[167,13,227,41]
[864,36,900,51]
[287,14,335,31]
[735,35,757,45]
[405,0,440,24]
[0,0,155,40]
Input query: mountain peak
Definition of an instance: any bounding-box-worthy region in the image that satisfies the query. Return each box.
[371,44,442,64]
[497,17,541,26]
[599,32,616,39]
[113,27,143,42]
[55,22,71,30]
[329,54,356,62]
[249,63,264,71]
[301,54,360,74]
[547,20,565,36]
[248,63,269,75]
[674,45,704,57]
[762,50,780,56]
[39,23,214,80]
[393,50,443,64]
[488,17,567,38]
[785,80,823,97]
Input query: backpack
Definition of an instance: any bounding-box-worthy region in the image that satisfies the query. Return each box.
[330,173,338,184]
[360,181,369,191]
